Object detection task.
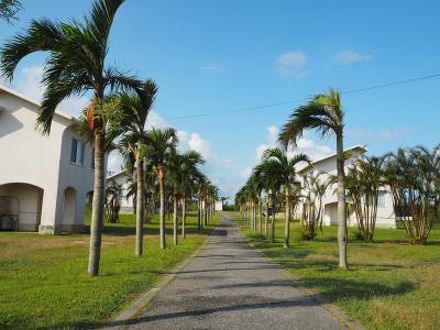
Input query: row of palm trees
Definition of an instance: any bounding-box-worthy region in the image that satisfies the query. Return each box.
[237,88,349,268]
[0,0,218,276]
[237,87,440,270]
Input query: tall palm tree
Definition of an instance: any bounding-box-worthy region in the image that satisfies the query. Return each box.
[261,148,309,248]
[166,149,203,245]
[254,159,283,240]
[144,128,177,249]
[178,153,204,238]
[195,174,209,230]
[118,80,158,256]
[278,88,348,268]
[0,0,141,276]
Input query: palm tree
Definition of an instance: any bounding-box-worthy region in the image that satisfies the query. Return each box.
[144,128,177,249]
[177,152,204,238]
[278,88,348,268]
[118,80,158,256]
[301,172,330,240]
[1,0,141,276]
[195,174,207,230]
[105,179,123,223]
[383,146,440,243]
[345,156,384,241]
[261,148,309,248]
[254,159,283,240]
[0,0,21,22]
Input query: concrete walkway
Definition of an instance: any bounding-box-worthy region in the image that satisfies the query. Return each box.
[124,214,346,329]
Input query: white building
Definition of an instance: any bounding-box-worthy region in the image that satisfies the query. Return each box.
[106,170,135,213]
[0,86,95,233]
[296,145,396,229]
[215,200,223,211]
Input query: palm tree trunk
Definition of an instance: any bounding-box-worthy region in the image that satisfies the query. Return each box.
[264,198,269,239]
[88,131,105,276]
[135,152,144,256]
[204,199,208,226]
[272,205,276,243]
[284,190,290,248]
[158,173,166,249]
[197,194,201,230]
[181,195,187,238]
[337,134,348,269]
[173,192,178,245]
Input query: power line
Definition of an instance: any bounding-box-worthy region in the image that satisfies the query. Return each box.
[168,73,440,121]
[342,73,440,94]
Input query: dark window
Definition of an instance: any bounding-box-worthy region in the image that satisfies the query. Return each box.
[70,138,84,165]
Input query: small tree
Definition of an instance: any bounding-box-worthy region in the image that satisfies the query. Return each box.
[345,156,384,241]
[105,179,122,223]
[301,172,330,240]
[384,146,440,244]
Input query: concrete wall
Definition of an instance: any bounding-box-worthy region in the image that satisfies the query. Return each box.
[0,183,43,231]
[0,88,93,233]
[108,171,135,214]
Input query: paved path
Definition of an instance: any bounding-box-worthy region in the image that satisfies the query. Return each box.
[126,214,345,329]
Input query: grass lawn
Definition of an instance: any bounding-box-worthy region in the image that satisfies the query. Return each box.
[0,211,219,329]
[237,215,440,330]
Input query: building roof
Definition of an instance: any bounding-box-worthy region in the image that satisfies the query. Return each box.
[106,169,128,181]
[298,144,367,174]
[0,85,80,125]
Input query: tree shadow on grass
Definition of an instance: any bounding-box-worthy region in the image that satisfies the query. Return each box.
[301,277,415,302]
[81,224,217,237]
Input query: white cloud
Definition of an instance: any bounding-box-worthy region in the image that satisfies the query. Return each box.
[267,125,279,142]
[241,166,253,178]
[256,144,269,161]
[188,133,212,159]
[145,110,169,129]
[251,125,333,175]
[200,63,225,74]
[7,65,90,116]
[275,50,308,77]
[176,130,189,142]
[334,49,374,64]
[287,138,333,163]
[255,126,280,160]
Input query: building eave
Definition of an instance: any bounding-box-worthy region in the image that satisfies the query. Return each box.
[298,144,368,174]
[0,85,81,125]
[106,169,127,181]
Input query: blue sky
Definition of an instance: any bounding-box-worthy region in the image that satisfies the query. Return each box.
[2,0,440,200]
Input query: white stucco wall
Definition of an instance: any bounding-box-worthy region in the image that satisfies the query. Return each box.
[0,87,94,233]
[107,171,135,213]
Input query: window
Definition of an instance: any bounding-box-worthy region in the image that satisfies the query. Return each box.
[70,138,84,165]
[378,191,386,207]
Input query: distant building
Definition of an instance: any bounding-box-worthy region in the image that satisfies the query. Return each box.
[0,86,97,233]
[106,170,134,213]
[296,145,396,228]
[215,199,223,211]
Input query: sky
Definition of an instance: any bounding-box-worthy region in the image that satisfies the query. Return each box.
[1,0,440,201]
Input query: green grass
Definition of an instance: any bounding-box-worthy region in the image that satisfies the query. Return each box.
[237,215,440,330]
[0,212,219,329]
